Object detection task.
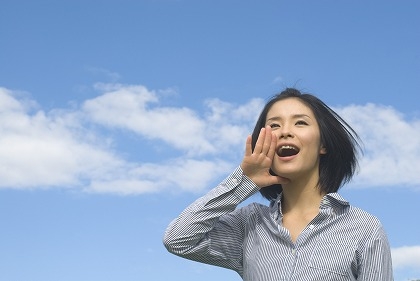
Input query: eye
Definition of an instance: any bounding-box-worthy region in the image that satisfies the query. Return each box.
[268,123,280,129]
[295,120,308,126]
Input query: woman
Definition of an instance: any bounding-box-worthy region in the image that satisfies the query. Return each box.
[163,88,393,280]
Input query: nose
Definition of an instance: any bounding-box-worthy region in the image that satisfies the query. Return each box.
[279,125,294,139]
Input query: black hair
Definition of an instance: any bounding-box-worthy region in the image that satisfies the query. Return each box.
[251,88,362,201]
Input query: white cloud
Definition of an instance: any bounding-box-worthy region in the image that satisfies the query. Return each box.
[337,104,420,188]
[83,83,216,155]
[392,245,420,269]
[1,84,419,194]
[83,83,262,157]
[86,158,233,195]
[0,87,125,189]
[0,85,251,194]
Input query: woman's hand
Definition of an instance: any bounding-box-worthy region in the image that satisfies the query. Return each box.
[240,126,289,188]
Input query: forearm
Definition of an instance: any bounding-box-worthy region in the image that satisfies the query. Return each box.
[163,166,258,256]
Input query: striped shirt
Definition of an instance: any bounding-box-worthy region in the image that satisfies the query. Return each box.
[163,166,394,281]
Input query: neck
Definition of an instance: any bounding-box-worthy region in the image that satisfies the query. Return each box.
[281,174,325,214]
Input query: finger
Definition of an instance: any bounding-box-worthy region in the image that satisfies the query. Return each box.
[244,135,252,157]
[266,131,277,159]
[261,126,272,155]
[253,127,266,154]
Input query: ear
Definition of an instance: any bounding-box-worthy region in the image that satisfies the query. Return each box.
[320,146,327,155]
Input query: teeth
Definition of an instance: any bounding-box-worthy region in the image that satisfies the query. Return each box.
[278,145,299,157]
[280,145,298,151]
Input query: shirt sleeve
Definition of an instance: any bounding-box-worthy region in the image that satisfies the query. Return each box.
[358,224,394,281]
[163,166,259,274]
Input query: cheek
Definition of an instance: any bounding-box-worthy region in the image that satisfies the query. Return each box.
[272,131,281,139]
[303,135,323,155]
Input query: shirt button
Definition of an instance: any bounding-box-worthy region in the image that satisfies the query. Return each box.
[291,249,296,255]
[309,224,315,230]
[232,178,239,185]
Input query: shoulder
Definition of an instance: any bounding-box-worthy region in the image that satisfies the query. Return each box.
[336,202,387,244]
[346,205,383,230]
[327,193,385,234]
[327,193,382,225]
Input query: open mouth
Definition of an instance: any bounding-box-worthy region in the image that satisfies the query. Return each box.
[277,145,299,157]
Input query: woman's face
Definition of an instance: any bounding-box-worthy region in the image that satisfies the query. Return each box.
[265,97,326,180]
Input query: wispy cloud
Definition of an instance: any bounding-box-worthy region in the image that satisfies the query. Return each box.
[1,84,419,194]
[85,67,121,82]
[337,104,420,188]
[272,75,284,84]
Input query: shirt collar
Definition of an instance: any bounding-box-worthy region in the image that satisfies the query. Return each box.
[322,193,350,207]
[270,192,349,219]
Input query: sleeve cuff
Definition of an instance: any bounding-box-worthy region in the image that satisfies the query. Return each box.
[223,166,260,201]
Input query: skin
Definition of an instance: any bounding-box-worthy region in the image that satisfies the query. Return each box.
[240,98,327,243]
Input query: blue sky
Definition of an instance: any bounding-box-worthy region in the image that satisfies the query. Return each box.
[1,1,419,280]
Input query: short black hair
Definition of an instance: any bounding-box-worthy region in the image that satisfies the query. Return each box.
[251,88,362,201]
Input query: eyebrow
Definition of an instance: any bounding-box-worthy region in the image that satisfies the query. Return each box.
[266,114,312,122]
